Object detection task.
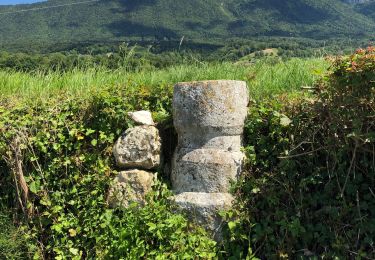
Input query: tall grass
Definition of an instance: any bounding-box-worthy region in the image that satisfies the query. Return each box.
[0,58,328,103]
[0,210,30,259]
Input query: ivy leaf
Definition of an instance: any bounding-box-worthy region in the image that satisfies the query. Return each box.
[85,129,95,135]
[228,221,237,231]
[91,139,98,146]
[147,223,157,232]
[69,228,77,237]
[29,181,39,194]
[69,247,79,255]
[280,115,292,127]
[251,187,261,194]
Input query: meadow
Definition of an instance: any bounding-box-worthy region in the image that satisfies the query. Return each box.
[0,58,327,103]
[0,50,373,259]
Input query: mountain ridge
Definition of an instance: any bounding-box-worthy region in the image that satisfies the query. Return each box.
[0,0,374,50]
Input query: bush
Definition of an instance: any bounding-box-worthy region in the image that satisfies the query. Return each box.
[232,47,375,259]
[0,85,217,259]
[0,210,32,259]
[1,47,373,259]
[96,182,217,259]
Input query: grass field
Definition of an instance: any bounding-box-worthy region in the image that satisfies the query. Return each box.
[0,57,329,258]
[0,58,328,103]
[1,52,373,258]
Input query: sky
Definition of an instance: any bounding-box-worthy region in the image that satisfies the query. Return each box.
[0,0,46,5]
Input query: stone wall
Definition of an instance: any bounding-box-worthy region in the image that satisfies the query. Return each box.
[109,80,249,240]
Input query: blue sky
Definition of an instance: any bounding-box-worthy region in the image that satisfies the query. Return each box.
[0,0,46,5]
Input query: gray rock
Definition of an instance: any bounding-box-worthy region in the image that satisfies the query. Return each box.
[173,192,234,241]
[113,125,161,170]
[128,110,155,126]
[172,80,248,192]
[172,148,244,193]
[108,170,155,208]
[171,80,249,241]
[173,80,249,143]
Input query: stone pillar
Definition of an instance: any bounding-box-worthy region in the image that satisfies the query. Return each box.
[171,80,249,239]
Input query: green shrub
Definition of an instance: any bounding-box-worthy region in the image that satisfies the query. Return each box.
[232,48,375,259]
[96,182,217,259]
[0,85,217,259]
[0,210,33,259]
[4,52,364,259]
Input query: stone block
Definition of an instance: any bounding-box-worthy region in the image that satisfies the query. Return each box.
[128,110,155,126]
[172,192,234,241]
[108,170,155,208]
[113,125,161,170]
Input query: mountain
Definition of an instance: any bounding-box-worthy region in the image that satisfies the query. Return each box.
[355,0,375,19]
[0,0,374,50]
[342,0,372,4]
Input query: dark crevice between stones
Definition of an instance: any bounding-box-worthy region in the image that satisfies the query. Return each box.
[157,120,178,186]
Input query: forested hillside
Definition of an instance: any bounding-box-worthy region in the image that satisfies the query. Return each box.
[356,0,375,18]
[0,0,374,50]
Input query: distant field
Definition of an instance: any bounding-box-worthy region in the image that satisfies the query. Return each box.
[0,58,328,103]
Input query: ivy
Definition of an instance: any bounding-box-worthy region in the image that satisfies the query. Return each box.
[0,84,218,259]
[230,48,375,259]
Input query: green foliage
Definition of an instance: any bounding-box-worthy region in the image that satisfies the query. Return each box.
[1,46,373,259]
[0,0,374,49]
[0,211,33,259]
[0,83,216,258]
[232,48,375,258]
[0,44,205,72]
[96,182,217,259]
[0,58,327,102]
[0,55,327,259]
[355,0,375,20]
